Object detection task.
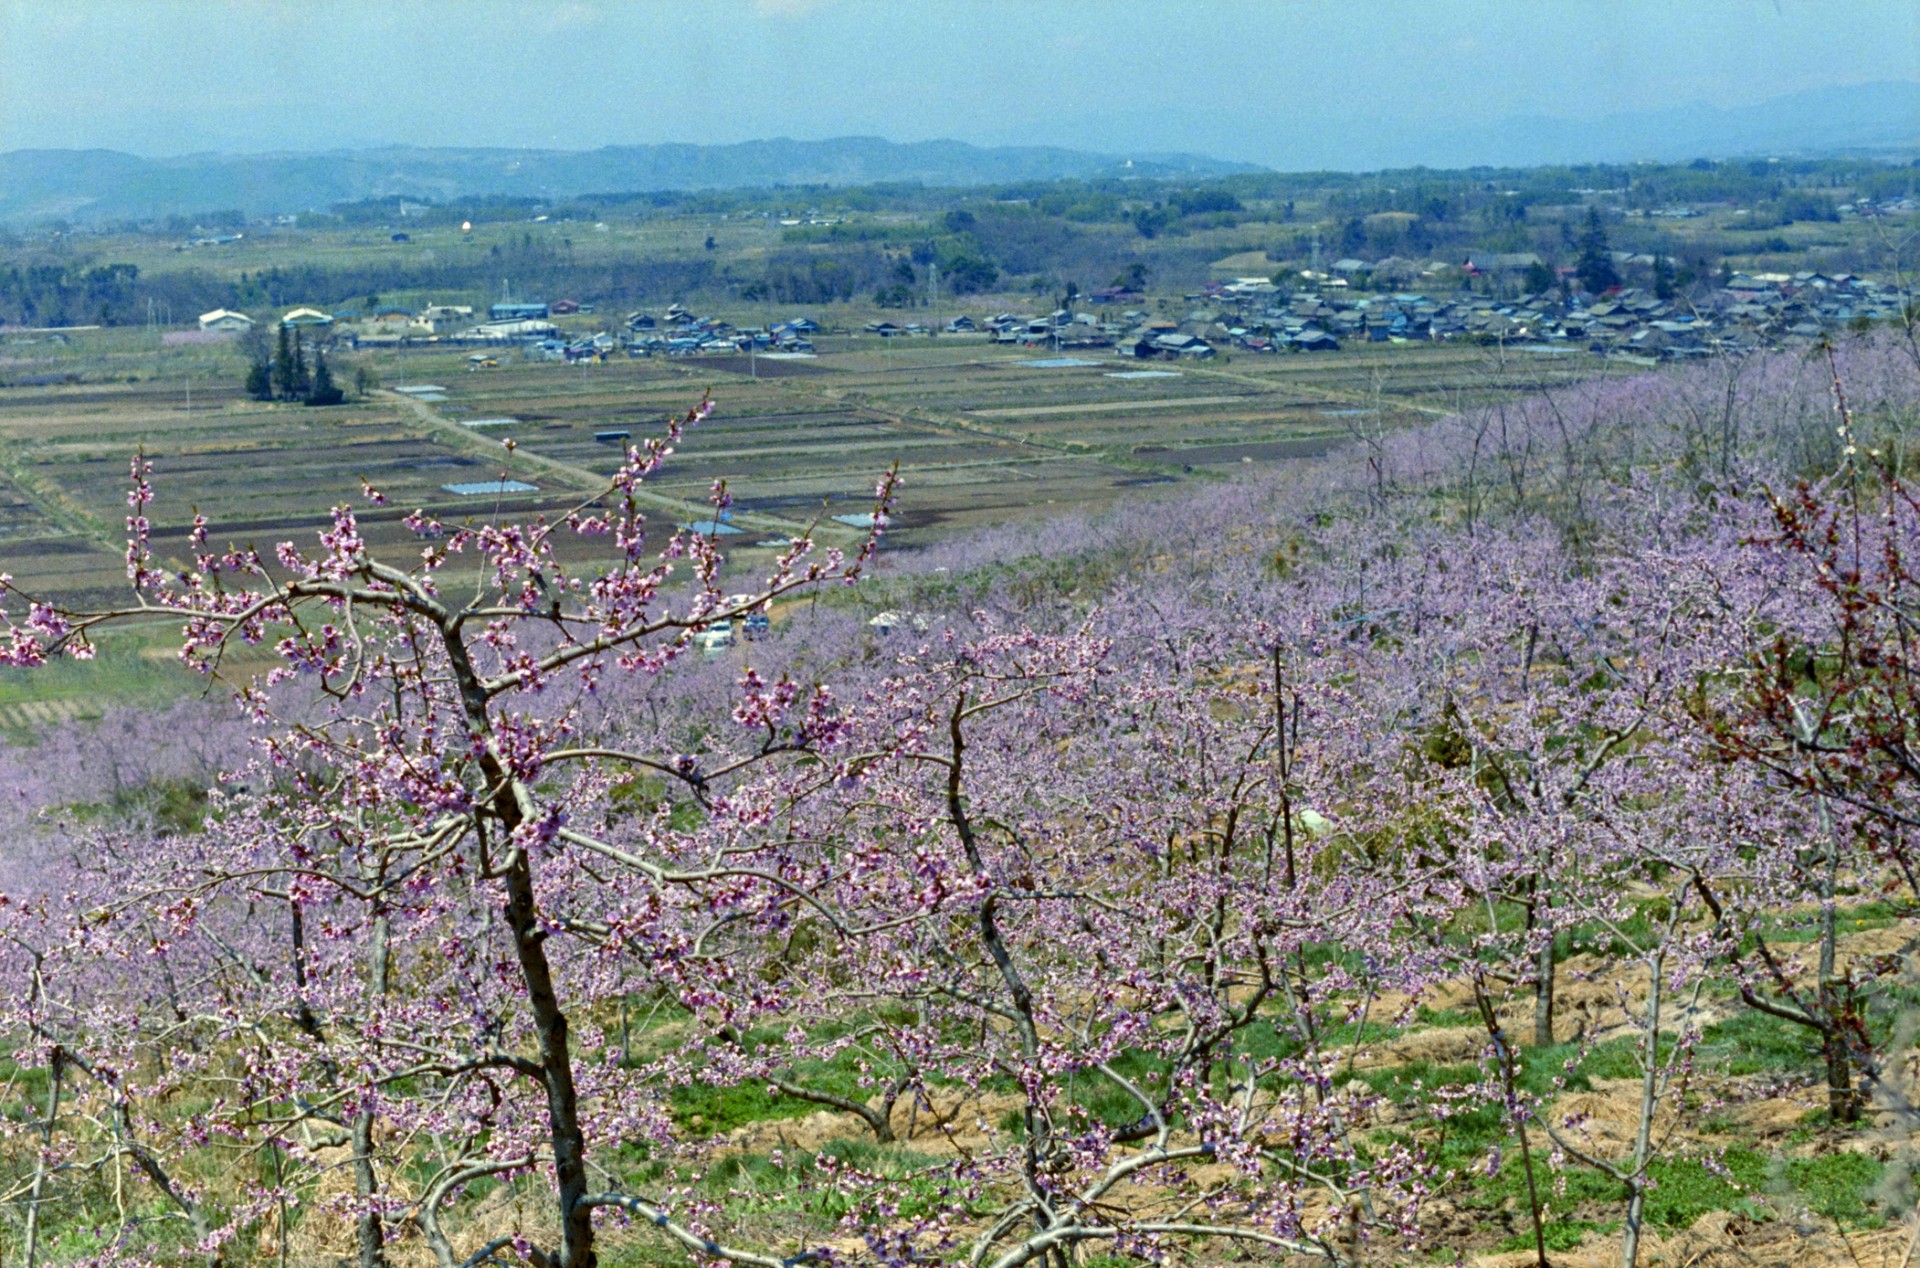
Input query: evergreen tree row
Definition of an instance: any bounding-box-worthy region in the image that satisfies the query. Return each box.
[245,325,342,405]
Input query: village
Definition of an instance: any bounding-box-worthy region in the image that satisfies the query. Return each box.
[191,248,1913,372]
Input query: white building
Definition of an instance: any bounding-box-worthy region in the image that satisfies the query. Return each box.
[418,304,476,334]
[198,308,254,333]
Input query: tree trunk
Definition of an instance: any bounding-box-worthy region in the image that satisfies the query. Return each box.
[1526,865,1556,1050]
[1474,976,1549,1268]
[1621,952,1664,1268]
[1620,1181,1647,1268]
[1817,833,1859,1124]
[23,1048,62,1268]
[352,1107,387,1267]
[447,615,596,1268]
[1824,1034,1859,1125]
[1533,926,1556,1049]
[354,898,392,1267]
[502,846,597,1268]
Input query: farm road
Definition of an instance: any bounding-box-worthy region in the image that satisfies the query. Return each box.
[381,390,854,545]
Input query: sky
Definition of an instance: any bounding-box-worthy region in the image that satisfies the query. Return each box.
[3,0,1916,165]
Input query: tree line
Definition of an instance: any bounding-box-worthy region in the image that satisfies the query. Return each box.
[236,323,344,404]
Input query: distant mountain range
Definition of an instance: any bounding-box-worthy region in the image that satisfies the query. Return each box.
[1031,81,1920,173]
[1307,81,1920,172]
[0,137,1257,225]
[4,81,1914,225]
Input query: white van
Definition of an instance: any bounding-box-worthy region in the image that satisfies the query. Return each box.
[693,625,735,653]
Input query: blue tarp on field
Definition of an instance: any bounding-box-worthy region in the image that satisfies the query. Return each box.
[443,480,538,495]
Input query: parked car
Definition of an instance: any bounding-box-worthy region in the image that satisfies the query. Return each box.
[693,625,734,653]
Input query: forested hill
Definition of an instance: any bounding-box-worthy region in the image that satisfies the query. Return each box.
[0,137,1259,224]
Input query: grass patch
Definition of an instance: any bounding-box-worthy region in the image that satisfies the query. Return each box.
[1699,1010,1817,1077]
[669,1055,874,1134]
[699,1139,975,1224]
[1355,1058,1480,1102]
[1414,1005,1481,1028]
[1761,899,1908,943]
[1466,1147,1884,1231]
[1467,1152,1623,1213]
[1497,1220,1601,1252]
[1785,1151,1885,1226]
[1639,1151,1770,1226]
[1564,907,1665,960]
[664,1017,900,1134]
[59,776,212,833]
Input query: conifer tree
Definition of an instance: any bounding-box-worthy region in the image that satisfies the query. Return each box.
[272,323,297,399]
[1576,206,1621,295]
[290,331,310,399]
[304,347,343,406]
[1653,252,1675,300]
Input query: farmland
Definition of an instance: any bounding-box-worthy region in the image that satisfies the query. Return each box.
[0,322,1639,727]
[0,329,1621,621]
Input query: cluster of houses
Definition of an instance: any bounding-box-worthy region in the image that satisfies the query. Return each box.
[197,301,603,345]
[195,298,825,364]
[623,305,818,357]
[857,309,1225,359]
[191,254,1908,371]
[842,257,1910,364]
[199,300,627,361]
[857,312,1120,347]
[1168,265,1909,361]
[855,311,1222,359]
[1686,270,1909,350]
[1829,194,1920,219]
[199,302,503,342]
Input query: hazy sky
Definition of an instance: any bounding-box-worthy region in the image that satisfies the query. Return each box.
[3,0,1916,162]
